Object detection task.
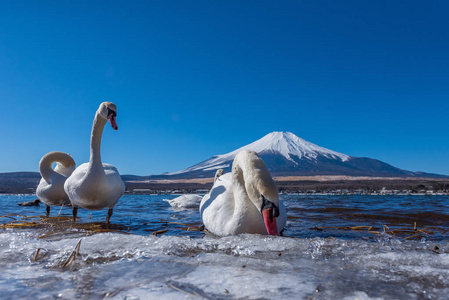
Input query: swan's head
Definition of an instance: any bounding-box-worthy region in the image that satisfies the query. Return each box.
[245,187,280,236]
[260,194,280,236]
[98,102,119,130]
[233,150,280,236]
[214,169,225,182]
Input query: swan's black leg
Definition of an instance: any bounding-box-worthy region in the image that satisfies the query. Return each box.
[106,208,113,225]
[46,205,50,217]
[72,205,78,222]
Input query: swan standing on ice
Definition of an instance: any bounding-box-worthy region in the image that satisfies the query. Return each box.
[36,151,76,215]
[200,150,286,236]
[64,102,125,224]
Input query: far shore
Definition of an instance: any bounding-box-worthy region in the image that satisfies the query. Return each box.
[2,175,449,195]
[121,175,449,196]
[126,175,449,184]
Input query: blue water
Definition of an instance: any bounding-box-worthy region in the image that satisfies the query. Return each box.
[1,194,449,299]
[2,194,448,240]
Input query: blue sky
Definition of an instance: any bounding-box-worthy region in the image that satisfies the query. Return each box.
[1,1,448,176]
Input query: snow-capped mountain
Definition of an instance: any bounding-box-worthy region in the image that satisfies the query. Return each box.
[167,132,444,179]
[170,132,349,175]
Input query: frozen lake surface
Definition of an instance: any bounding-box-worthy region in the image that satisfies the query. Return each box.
[1,194,449,299]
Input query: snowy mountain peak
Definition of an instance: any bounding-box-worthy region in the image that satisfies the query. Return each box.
[170,131,350,175]
[242,131,350,162]
[164,131,446,179]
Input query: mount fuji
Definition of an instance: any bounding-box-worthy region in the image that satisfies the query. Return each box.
[2,132,445,193]
[166,132,445,179]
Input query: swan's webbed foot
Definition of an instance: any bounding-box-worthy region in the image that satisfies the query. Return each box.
[106,208,113,225]
[72,206,78,222]
[46,205,50,217]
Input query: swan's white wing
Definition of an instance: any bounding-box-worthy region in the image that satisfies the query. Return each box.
[36,174,71,206]
[64,163,124,210]
[102,163,125,206]
[63,163,89,207]
[200,173,242,236]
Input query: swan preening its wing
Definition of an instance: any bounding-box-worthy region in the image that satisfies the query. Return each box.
[64,102,125,224]
[36,151,76,215]
[200,150,287,236]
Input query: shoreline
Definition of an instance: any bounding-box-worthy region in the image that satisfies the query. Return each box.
[2,175,449,194]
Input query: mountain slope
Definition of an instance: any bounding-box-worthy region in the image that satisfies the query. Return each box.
[167,132,445,179]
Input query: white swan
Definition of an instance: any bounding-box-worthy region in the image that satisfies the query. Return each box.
[200,150,286,236]
[36,151,76,215]
[163,194,203,209]
[164,170,225,209]
[64,102,125,223]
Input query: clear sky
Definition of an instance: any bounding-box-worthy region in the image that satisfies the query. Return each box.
[1,1,448,176]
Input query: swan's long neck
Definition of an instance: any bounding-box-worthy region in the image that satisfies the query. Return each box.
[39,152,75,183]
[231,151,279,213]
[89,112,107,169]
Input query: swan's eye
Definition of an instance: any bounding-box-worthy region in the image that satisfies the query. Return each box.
[273,206,280,218]
[107,108,117,118]
[260,194,279,221]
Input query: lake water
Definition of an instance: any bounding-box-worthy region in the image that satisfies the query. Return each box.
[1,194,449,299]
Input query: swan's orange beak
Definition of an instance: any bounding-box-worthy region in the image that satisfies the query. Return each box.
[108,114,118,130]
[262,208,279,236]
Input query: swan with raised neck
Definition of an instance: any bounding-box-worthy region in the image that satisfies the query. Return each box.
[36,151,76,215]
[200,150,286,236]
[64,102,125,224]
